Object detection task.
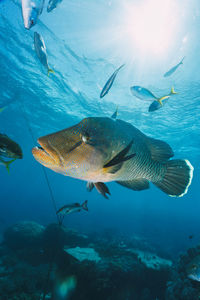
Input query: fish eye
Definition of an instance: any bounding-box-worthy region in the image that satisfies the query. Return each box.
[30,19,34,25]
[81,132,90,143]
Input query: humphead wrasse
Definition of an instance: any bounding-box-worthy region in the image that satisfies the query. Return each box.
[32,117,193,198]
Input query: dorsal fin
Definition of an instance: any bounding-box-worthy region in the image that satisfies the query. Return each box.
[145,137,174,162]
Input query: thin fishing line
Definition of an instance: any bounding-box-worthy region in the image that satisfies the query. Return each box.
[19,100,65,300]
[19,100,60,222]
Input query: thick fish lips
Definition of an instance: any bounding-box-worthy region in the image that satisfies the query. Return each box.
[32,136,60,167]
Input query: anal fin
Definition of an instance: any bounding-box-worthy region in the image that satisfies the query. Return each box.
[116,179,149,191]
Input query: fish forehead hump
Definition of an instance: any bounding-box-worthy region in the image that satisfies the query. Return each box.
[49,117,127,142]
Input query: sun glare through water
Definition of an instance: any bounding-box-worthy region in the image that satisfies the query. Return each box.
[120,0,180,56]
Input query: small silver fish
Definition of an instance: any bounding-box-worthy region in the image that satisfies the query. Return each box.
[164,57,185,77]
[47,0,63,12]
[34,32,54,76]
[100,64,125,98]
[21,0,44,29]
[56,200,88,215]
[130,86,157,101]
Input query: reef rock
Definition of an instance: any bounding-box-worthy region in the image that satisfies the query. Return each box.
[127,249,172,270]
[3,221,45,249]
[64,246,101,263]
[166,245,200,299]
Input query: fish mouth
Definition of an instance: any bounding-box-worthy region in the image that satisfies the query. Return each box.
[32,137,61,167]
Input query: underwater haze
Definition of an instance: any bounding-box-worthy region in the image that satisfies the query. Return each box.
[0,0,200,299]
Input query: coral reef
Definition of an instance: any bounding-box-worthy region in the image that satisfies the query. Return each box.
[64,247,101,263]
[3,221,45,250]
[0,221,173,299]
[165,245,200,299]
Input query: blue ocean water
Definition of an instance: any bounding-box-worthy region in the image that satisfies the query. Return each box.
[0,0,200,299]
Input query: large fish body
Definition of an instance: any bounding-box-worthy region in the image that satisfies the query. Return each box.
[21,0,44,29]
[100,64,125,98]
[47,0,62,12]
[32,117,193,198]
[34,32,54,76]
[164,57,185,77]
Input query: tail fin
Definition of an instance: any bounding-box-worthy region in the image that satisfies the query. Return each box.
[153,159,193,197]
[48,68,55,76]
[3,159,16,174]
[82,200,88,211]
[157,95,170,106]
[170,86,177,95]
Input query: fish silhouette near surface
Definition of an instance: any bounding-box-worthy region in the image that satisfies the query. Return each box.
[164,57,185,77]
[131,86,177,106]
[100,64,125,98]
[130,86,157,102]
[148,87,177,112]
[32,117,193,198]
[56,200,88,215]
[0,133,23,172]
[47,0,63,12]
[34,32,54,76]
[111,106,118,120]
[21,0,45,29]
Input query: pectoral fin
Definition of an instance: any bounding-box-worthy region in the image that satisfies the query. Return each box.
[94,182,111,199]
[116,179,149,191]
[103,140,135,174]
